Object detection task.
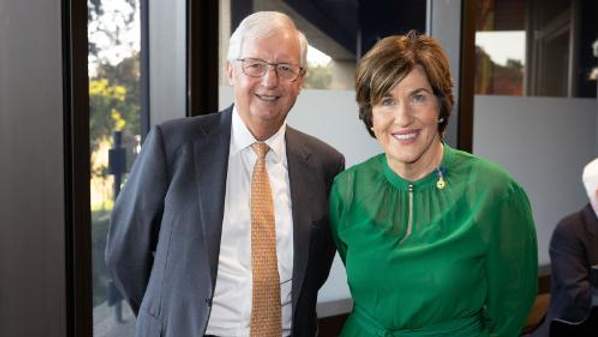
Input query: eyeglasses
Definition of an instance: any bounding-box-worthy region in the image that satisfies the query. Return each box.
[236,57,304,82]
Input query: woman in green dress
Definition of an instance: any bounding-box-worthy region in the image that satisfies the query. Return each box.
[329,31,538,337]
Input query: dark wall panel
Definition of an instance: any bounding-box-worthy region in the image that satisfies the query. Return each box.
[0,1,67,336]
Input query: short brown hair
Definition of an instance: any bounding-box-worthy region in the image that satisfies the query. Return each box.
[355,31,454,137]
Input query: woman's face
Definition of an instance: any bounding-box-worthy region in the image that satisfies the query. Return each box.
[371,65,443,178]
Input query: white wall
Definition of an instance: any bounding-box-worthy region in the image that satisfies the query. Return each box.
[473,95,598,265]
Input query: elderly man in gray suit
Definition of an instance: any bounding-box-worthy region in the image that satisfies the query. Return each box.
[105,11,344,337]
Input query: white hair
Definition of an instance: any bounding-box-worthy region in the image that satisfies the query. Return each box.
[582,157,598,212]
[227,11,308,67]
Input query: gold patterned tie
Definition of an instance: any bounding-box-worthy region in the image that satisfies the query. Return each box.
[250,142,282,337]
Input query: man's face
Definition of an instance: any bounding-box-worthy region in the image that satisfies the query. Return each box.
[227,28,304,140]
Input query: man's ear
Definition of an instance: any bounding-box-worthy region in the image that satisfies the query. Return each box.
[296,70,306,91]
[226,62,235,85]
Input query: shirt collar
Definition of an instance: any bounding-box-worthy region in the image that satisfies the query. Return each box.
[230,106,287,162]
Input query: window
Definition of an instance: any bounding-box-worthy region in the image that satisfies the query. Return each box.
[475,0,598,97]
[88,0,146,335]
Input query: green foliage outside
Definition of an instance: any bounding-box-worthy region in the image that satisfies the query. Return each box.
[90,54,141,147]
[92,209,112,306]
[90,54,141,180]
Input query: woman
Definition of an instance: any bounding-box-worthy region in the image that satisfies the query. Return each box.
[329,31,538,337]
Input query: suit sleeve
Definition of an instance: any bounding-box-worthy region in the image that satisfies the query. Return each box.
[105,126,168,315]
[549,218,592,323]
[485,185,538,337]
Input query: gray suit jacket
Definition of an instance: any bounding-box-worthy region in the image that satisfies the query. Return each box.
[105,106,345,337]
[549,203,598,324]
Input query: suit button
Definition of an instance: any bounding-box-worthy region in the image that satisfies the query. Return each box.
[205,297,213,306]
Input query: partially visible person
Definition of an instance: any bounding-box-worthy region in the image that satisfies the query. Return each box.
[105,11,344,337]
[548,157,598,336]
[329,31,538,337]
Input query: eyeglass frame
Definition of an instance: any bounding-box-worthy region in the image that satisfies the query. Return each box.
[235,57,305,82]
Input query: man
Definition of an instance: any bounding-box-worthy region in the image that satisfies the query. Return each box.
[105,11,344,337]
[548,158,598,336]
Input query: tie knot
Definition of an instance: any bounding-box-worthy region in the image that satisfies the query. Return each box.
[251,142,270,159]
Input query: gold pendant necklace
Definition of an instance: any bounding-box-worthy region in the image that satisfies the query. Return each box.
[436,167,446,190]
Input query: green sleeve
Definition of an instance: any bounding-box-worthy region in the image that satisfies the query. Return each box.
[485,185,538,337]
[329,179,347,263]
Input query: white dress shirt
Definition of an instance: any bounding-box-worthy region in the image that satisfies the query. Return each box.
[205,108,294,337]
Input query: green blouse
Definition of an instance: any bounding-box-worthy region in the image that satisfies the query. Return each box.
[329,145,538,337]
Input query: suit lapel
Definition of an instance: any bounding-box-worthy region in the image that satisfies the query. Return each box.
[194,107,232,286]
[286,128,314,310]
